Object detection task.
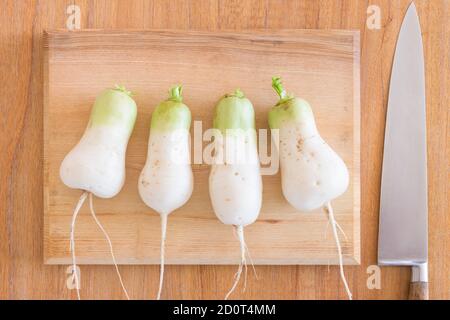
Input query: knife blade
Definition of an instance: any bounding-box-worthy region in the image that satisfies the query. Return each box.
[378,2,428,299]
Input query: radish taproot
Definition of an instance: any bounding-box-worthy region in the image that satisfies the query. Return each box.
[138,85,193,300]
[209,89,262,299]
[268,77,352,300]
[60,85,136,300]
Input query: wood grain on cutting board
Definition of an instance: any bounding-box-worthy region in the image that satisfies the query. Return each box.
[1,0,448,299]
[43,29,360,265]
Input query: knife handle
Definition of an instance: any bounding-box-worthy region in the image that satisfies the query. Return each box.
[409,282,429,300]
[409,264,429,300]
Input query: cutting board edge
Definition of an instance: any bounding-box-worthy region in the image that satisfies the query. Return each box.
[352,30,361,266]
[43,36,52,265]
[43,28,361,37]
[44,256,361,266]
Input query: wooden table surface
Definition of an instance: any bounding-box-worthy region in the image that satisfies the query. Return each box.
[0,0,448,300]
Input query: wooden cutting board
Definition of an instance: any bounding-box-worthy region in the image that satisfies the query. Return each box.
[44,30,360,265]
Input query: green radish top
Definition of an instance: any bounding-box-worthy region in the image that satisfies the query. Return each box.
[89,85,137,134]
[213,89,256,133]
[150,85,191,132]
[268,77,314,129]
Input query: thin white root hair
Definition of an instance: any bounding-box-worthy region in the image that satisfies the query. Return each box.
[324,219,330,240]
[230,227,247,290]
[335,220,349,242]
[324,201,352,300]
[244,241,259,280]
[323,214,348,242]
[233,227,258,284]
[243,255,248,293]
[70,191,88,300]
[88,193,130,300]
[224,225,247,300]
[156,213,168,300]
[232,226,253,285]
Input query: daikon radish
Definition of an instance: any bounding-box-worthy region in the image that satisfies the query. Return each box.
[60,85,136,300]
[209,89,262,299]
[138,85,193,300]
[268,77,352,300]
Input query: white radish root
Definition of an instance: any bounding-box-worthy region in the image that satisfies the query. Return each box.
[88,193,130,300]
[209,90,262,299]
[138,85,193,300]
[324,201,352,300]
[60,86,137,199]
[62,86,137,300]
[69,191,130,300]
[69,191,88,300]
[156,213,168,300]
[269,77,352,299]
[244,241,258,281]
[324,215,349,242]
[225,225,247,300]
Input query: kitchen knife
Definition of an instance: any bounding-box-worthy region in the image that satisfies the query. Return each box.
[378,3,428,300]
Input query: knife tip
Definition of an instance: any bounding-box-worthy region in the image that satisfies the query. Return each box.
[407,1,418,15]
